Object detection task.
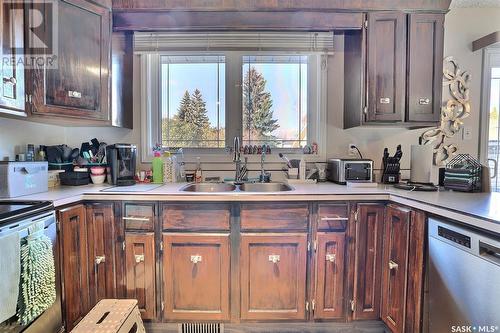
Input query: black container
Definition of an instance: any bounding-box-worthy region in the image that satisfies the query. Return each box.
[59,171,89,186]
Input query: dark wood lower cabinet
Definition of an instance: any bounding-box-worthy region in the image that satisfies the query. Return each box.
[381,205,410,333]
[125,232,156,320]
[86,203,117,305]
[240,233,308,321]
[162,233,230,321]
[313,232,345,319]
[353,203,385,320]
[59,205,90,331]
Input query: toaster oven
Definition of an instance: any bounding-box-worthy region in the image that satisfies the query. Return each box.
[327,158,373,184]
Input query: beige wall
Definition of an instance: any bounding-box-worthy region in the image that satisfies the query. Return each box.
[1,7,499,177]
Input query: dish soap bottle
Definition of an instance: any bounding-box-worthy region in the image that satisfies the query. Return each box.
[195,157,203,183]
[152,148,164,184]
[163,151,173,183]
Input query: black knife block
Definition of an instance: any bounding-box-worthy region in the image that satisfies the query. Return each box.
[381,157,401,184]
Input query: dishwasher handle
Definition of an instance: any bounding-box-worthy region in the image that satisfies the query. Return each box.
[479,241,500,266]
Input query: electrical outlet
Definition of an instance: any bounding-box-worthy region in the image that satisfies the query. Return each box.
[348,144,357,156]
[462,127,473,141]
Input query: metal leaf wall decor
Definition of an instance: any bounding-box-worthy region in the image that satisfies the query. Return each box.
[421,56,471,166]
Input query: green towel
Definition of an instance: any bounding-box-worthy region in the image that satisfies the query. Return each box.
[17,221,56,325]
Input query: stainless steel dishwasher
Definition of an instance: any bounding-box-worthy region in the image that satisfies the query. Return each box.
[428,218,500,333]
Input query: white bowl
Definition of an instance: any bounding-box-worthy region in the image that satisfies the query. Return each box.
[90,174,106,184]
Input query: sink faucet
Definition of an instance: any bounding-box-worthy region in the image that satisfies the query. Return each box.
[259,146,271,183]
[233,137,247,184]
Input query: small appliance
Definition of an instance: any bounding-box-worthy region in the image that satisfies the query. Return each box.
[410,144,434,184]
[106,144,137,186]
[327,158,373,184]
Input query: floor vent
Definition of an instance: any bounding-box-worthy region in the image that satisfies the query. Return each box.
[178,323,224,333]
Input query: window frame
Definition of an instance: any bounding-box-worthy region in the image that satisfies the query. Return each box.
[140,51,327,162]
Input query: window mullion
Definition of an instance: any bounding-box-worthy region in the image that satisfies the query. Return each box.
[225,52,243,147]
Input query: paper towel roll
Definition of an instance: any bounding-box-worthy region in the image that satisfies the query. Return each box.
[410,145,434,184]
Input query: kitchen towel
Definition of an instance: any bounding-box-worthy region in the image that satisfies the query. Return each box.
[0,232,21,323]
[17,221,56,325]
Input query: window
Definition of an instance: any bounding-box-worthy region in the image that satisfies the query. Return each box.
[160,55,225,148]
[480,47,500,192]
[242,56,308,148]
[139,32,331,161]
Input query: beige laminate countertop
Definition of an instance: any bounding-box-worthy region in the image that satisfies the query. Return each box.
[10,182,500,235]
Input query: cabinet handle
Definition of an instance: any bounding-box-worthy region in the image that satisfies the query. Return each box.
[379,97,391,104]
[123,216,150,222]
[321,217,348,221]
[3,77,16,85]
[326,253,336,262]
[268,254,280,263]
[134,254,145,264]
[95,255,106,265]
[419,98,430,105]
[388,260,398,270]
[68,90,82,98]
[190,255,202,264]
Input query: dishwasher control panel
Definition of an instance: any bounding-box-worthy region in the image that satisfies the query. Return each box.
[438,226,471,248]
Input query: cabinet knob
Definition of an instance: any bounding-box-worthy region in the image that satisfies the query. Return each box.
[190,255,202,264]
[68,90,82,98]
[268,254,280,264]
[134,254,145,264]
[388,260,399,270]
[95,255,106,265]
[3,77,16,85]
[419,98,431,105]
[325,253,336,262]
[379,97,391,104]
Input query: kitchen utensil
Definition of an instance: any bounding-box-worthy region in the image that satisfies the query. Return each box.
[69,148,80,162]
[278,153,293,169]
[62,145,73,162]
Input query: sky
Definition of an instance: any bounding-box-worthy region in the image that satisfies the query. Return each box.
[161,60,307,141]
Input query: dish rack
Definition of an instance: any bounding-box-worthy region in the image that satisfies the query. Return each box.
[444,154,482,192]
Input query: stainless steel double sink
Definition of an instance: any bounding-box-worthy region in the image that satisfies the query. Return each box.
[180,182,293,193]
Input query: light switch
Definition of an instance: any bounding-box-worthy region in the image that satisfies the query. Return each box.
[462,127,473,141]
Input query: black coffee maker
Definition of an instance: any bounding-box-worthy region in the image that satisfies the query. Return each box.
[106,144,137,186]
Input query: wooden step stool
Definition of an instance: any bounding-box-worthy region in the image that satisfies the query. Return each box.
[71,299,145,333]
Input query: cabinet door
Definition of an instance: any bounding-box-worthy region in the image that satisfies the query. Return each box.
[59,205,90,331]
[125,232,156,320]
[314,232,345,319]
[407,13,444,122]
[366,12,406,122]
[0,0,24,114]
[86,203,116,305]
[381,205,411,333]
[163,233,230,321]
[240,234,307,320]
[28,0,110,120]
[353,204,384,320]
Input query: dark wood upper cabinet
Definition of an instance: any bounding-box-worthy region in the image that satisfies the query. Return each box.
[380,205,411,333]
[313,232,345,320]
[125,232,156,320]
[353,203,384,320]
[240,233,308,321]
[163,233,230,321]
[27,0,110,121]
[58,205,90,331]
[407,13,445,123]
[0,0,25,115]
[86,203,117,306]
[366,11,407,122]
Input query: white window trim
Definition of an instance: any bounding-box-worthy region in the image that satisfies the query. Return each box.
[479,46,500,165]
[140,51,328,163]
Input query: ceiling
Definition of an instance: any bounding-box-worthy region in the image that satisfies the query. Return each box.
[450,0,500,8]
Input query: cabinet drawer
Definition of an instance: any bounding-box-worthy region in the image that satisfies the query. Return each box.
[123,203,155,231]
[162,203,230,231]
[317,204,349,231]
[240,203,309,231]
